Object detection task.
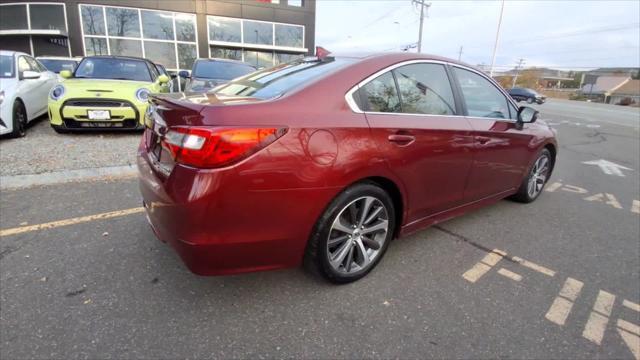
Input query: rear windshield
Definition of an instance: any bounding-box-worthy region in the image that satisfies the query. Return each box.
[214,58,353,99]
[39,59,78,73]
[193,61,256,80]
[74,57,152,82]
[0,55,14,78]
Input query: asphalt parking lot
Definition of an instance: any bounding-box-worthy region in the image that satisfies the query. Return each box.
[1,99,639,359]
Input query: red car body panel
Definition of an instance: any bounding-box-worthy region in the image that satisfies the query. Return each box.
[138,53,557,275]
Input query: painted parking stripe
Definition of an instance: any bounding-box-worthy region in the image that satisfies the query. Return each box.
[0,207,144,237]
[582,290,615,345]
[618,328,640,360]
[623,299,640,312]
[497,268,522,282]
[545,277,584,326]
[512,256,556,277]
[618,319,640,336]
[462,249,506,283]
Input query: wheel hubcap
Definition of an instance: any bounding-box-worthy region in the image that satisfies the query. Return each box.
[527,155,549,198]
[327,196,389,274]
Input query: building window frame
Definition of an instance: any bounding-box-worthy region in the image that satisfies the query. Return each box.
[0,2,71,57]
[78,3,198,71]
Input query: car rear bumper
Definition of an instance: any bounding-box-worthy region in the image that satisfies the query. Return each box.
[137,145,341,276]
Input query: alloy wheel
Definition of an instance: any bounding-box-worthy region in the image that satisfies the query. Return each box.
[15,105,26,137]
[326,196,389,274]
[527,154,550,198]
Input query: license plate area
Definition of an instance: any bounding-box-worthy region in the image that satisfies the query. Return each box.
[87,110,111,120]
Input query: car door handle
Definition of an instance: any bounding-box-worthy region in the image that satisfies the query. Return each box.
[476,136,491,144]
[388,134,416,146]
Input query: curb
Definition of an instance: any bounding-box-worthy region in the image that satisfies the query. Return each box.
[0,165,138,190]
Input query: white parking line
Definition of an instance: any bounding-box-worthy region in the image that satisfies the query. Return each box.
[462,249,506,283]
[545,277,584,326]
[497,268,522,282]
[583,290,616,345]
[623,299,640,312]
[512,256,556,277]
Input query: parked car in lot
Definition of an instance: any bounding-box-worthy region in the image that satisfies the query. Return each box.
[508,87,546,104]
[1,50,58,137]
[37,56,81,74]
[48,55,169,132]
[139,52,557,283]
[180,58,256,93]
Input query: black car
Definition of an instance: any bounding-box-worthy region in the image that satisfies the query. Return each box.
[179,58,256,93]
[508,87,546,104]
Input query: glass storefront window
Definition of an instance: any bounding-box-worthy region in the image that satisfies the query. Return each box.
[109,38,143,57]
[243,21,273,45]
[274,24,303,48]
[141,10,174,40]
[175,14,196,42]
[106,7,140,37]
[0,5,28,31]
[211,47,243,61]
[178,43,198,69]
[244,50,274,68]
[81,5,105,36]
[29,4,66,31]
[84,37,108,56]
[208,16,241,43]
[145,41,177,69]
[275,52,303,64]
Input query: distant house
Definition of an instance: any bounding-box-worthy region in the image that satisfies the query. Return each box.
[581,76,631,103]
[609,80,640,105]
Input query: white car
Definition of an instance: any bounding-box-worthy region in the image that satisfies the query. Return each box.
[1,50,58,137]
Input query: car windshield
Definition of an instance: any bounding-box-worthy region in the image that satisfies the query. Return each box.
[214,58,353,99]
[193,61,256,80]
[0,55,14,78]
[39,59,78,73]
[74,57,152,82]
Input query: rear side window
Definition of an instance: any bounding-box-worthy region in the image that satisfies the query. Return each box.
[356,72,401,113]
[453,67,509,119]
[393,63,456,115]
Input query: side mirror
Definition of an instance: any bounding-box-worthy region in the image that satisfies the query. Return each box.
[178,70,190,79]
[21,70,41,80]
[517,106,538,124]
[158,74,170,84]
[59,70,72,79]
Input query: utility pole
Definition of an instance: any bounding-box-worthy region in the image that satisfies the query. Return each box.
[489,0,505,77]
[511,58,526,88]
[412,0,431,53]
[458,46,463,61]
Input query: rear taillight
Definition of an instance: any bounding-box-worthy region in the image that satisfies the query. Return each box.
[161,126,287,168]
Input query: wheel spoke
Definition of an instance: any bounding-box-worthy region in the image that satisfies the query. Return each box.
[363,206,383,226]
[362,220,388,235]
[358,197,375,227]
[332,216,354,235]
[327,234,350,247]
[355,238,371,268]
[361,235,381,250]
[345,245,355,272]
[330,240,352,268]
[348,201,359,225]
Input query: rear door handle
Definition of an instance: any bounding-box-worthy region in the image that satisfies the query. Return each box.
[476,136,491,144]
[388,134,416,146]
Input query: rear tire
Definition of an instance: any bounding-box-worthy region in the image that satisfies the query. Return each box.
[511,149,552,203]
[52,126,69,134]
[10,101,27,138]
[304,183,396,284]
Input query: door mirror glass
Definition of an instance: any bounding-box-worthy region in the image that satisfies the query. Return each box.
[158,74,170,84]
[22,70,41,79]
[59,70,72,79]
[178,70,190,79]
[517,106,538,123]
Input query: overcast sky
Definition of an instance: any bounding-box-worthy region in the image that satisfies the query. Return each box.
[316,0,640,71]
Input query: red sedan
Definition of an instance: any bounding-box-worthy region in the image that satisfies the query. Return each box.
[138,52,557,283]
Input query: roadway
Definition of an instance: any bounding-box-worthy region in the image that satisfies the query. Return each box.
[1,99,639,359]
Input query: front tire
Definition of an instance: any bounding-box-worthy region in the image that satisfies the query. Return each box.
[10,101,27,138]
[526,97,534,104]
[511,149,552,203]
[304,183,396,284]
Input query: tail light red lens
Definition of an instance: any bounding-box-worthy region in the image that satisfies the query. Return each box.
[161,126,287,168]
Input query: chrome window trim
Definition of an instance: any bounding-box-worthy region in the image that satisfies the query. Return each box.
[344,59,520,122]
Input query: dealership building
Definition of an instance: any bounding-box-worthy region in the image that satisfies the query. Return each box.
[0,0,316,72]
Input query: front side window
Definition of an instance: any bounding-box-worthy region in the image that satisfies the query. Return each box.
[393,63,455,115]
[17,56,33,73]
[357,72,401,113]
[75,58,152,82]
[453,67,509,119]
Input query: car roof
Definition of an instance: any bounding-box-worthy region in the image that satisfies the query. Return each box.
[330,51,483,72]
[197,57,256,67]
[0,50,29,57]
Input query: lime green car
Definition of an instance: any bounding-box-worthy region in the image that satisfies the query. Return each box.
[48,56,170,132]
